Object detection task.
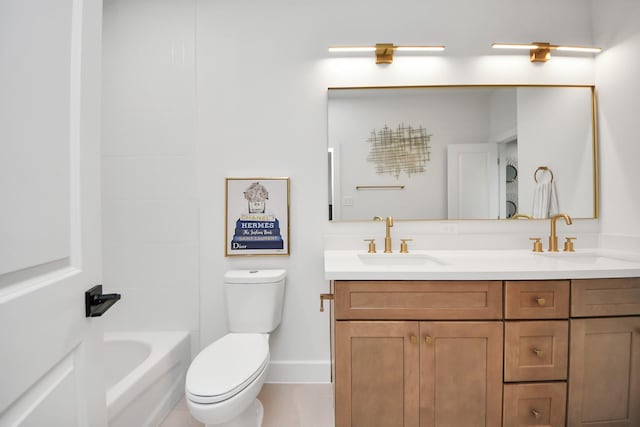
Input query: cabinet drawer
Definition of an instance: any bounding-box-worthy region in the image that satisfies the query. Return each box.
[334,281,503,320]
[505,281,569,319]
[504,321,568,381]
[572,278,640,317]
[503,382,567,427]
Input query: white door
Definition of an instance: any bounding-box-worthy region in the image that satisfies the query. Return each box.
[0,0,106,426]
[447,143,499,219]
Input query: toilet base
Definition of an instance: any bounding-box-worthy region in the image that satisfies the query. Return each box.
[205,399,264,427]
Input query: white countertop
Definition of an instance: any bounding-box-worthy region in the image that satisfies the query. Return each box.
[324,248,640,281]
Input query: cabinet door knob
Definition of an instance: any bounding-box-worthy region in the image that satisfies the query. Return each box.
[410,335,418,344]
[536,297,546,306]
[532,348,544,357]
[425,335,433,344]
[531,409,541,419]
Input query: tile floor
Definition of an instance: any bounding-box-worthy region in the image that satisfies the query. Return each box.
[159,383,335,427]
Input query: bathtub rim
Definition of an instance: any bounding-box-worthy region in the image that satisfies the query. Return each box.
[104,331,190,421]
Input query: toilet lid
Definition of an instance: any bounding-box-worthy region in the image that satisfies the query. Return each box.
[186,333,269,404]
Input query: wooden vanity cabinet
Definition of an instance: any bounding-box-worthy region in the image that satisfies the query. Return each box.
[567,278,640,427]
[331,278,640,427]
[333,280,503,427]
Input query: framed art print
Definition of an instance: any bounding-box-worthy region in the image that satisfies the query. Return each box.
[225,177,290,256]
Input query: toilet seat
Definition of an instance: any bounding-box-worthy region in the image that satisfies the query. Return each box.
[186,333,269,405]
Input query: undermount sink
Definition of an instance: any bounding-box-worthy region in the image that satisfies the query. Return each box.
[357,252,447,266]
[541,251,638,266]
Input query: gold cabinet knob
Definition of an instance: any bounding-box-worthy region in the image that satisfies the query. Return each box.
[425,335,433,344]
[410,335,418,344]
[536,297,546,306]
[531,409,541,419]
[364,239,376,253]
[532,348,544,357]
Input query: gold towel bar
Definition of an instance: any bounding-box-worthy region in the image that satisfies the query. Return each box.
[356,185,405,190]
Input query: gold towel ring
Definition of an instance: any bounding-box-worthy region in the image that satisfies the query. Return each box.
[534,166,554,183]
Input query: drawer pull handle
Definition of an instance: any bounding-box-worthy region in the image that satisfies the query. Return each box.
[536,297,546,306]
[531,409,541,419]
[410,335,418,344]
[532,348,544,357]
[425,335,433,344]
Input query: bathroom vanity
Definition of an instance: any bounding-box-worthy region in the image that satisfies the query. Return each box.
[323,250,640,427]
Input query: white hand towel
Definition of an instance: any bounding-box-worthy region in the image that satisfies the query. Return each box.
[532,170,560,218]
[548,181,560,217]
[532,181,550,219]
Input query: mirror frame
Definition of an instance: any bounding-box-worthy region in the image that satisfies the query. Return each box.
[327,84,599,221]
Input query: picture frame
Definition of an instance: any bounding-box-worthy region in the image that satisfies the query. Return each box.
[225,177,290,256]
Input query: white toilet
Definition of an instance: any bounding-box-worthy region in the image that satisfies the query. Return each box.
[185,269,286,427]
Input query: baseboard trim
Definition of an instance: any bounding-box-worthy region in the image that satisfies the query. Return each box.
[266,360,331,383]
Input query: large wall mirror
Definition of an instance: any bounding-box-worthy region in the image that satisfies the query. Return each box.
[327,85,598,221]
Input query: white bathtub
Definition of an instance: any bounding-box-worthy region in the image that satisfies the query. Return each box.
[105,331,191,427]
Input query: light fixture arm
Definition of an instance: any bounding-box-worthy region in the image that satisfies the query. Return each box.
[530,42,551,63]
[375,43,395,64]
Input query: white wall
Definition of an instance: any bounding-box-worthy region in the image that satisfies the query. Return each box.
[101,0,200,355]
[102,0,603,382]
[592,0,640,250]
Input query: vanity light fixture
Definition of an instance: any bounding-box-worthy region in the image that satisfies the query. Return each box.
[328,43,445,64]
[491,42,602,62]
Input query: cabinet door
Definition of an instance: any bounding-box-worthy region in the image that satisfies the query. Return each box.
[568,317,640,427]
[420,322,503,427]
[335,321,420,427]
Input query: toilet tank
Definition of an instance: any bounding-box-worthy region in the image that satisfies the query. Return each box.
[224,269,286,333]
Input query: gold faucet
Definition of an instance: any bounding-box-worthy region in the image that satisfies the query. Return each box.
[384,216,394,253]
[373,215,394,253]
[548,213,572,252]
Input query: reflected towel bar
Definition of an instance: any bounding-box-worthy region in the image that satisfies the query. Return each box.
[356,185,405,190]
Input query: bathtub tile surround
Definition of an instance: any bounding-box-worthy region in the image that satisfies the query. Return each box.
[101,0,200,348]
[161,384,335,427]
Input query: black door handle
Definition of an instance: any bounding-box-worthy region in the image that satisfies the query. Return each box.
[85,285,121,317]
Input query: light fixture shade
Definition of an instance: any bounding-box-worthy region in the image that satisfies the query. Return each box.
[556,46,602,53]
[491,43,539,50]
[492,41,602,62]
[328,43,445,64]
[328,46,376,53]
[395,46,445,52]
